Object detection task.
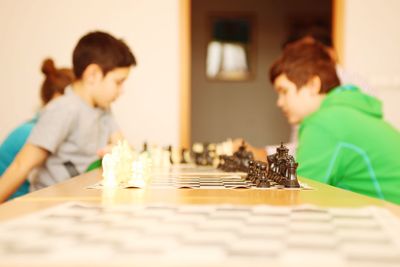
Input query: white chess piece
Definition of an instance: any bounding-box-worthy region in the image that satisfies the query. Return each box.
[102,140,135,187]
[102,153,117,188]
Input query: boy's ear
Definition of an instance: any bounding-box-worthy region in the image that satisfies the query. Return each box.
[82,64,104,84]
[307,76,322,95]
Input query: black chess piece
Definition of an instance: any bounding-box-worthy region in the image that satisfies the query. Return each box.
[218,141,254,172]
[255,163,270,187]
[245,142,301,188]
[141,142,148,153]
[205,144,215,166]
[283,157,300,188]
[234,141,254,172]
[246,160,254,181]
[256,173,271,188]
[252,162,261,183]
[180,148,188,164]
[167,145,174,164]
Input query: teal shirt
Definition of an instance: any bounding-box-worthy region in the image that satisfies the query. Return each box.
[0,117,37,200]
[297,85,400,204]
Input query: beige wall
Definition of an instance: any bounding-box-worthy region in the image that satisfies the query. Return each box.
[191,0,331,146]
[342,0,400,129]
[0,0,181,148]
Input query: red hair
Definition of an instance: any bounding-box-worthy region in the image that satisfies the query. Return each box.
[41,59,74,105]
[270,42,340,93]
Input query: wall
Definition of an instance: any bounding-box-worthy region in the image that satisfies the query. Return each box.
[191,0,332,146]
[342,0,400,129]
[0,0,181,149]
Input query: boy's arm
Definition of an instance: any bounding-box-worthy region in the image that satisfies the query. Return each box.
[97,131,124,157]
[110,131,124,144]
[0,144,48,203]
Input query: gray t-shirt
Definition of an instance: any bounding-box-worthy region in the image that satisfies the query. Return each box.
[28,87,119,190]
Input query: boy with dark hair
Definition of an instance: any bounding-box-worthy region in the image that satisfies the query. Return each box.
[269,42,400,204]
[0,31,136,202]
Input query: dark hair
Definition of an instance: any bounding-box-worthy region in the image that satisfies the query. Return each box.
[73,31,137,79]
[282,25,333,49]
[41,58,75,105]
[270,42,340,94]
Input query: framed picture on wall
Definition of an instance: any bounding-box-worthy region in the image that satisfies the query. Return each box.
[206,13,256,81]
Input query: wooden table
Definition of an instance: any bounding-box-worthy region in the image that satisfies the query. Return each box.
[1,169,400,267]
[1,169,399,221]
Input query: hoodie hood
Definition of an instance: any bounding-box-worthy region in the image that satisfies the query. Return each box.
[321,84,383,118]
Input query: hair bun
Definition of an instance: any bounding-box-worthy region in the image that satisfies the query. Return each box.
[41,58,56,75]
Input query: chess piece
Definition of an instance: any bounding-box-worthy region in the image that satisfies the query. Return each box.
[180,148,188,164]
[246,142,301,188]
[252,162,261,183]
[256,171,271,188]
[167,145,174,164]
[246,160,254,181]
[142,142,148,153]
[206,143,216,166]
[192,142,216,166]
[283,157,300,188]
[234,141,254,172]
[218,141,254,172]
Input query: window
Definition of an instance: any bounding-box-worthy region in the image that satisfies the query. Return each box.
[206,15,255,81]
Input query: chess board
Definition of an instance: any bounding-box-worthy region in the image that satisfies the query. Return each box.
[90,175,311,190]
[1,202,399,267]
[89,165,312,190]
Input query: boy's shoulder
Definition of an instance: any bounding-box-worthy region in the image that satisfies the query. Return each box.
[300,106,353,140]
[43,89,81,114]
[304,105,347,126]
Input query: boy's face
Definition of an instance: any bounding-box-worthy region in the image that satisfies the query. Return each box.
[274,74,322,125]
[93,67,131,109]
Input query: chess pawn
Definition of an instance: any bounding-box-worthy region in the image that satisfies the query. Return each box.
[231,156,240,172]
[251,162,261,183]
[259,163,267,180]
[254,162,270,187]
[242,150,254,170]
[246,160,254,180]
[102,153,117,188]
[167,145,174,164]
[170,146,181,164]
[222,156,232,171]
[233,141,246,158]
[192,142,203,165]
[206,143,216,166]
[217,155,225,169]
[142,142,148,153]
[180,148,187,164]
[183,148,193,164]
[256,173,271,188]
[222,138,234,156]
[267,153,277,173]
[161,149,171,168]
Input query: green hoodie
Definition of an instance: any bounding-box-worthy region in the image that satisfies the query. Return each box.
[297,85,400,204]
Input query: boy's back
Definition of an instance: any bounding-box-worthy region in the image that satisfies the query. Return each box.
[297,85,400,203]
[28,87,119,190]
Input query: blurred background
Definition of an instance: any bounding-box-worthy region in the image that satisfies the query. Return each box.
[0,0,399,149]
